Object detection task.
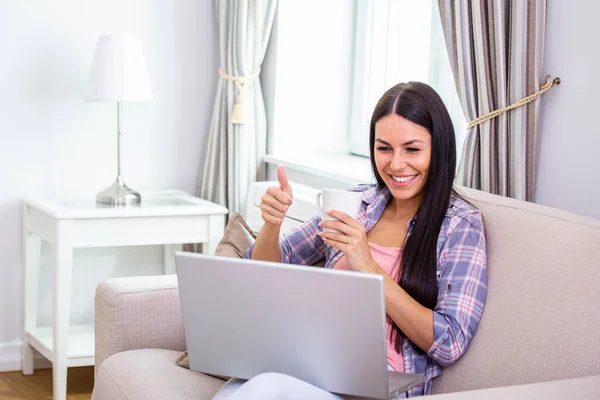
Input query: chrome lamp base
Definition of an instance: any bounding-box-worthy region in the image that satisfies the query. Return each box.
[96,176,141,206]
[96,102,141,207]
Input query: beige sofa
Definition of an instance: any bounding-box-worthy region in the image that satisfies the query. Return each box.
[91,186,600,399]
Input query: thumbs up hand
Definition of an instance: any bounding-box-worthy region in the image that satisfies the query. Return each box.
[277,165,293,201]
[260,166,294,226]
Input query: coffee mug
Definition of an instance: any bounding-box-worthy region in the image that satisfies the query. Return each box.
[316,189,363,233]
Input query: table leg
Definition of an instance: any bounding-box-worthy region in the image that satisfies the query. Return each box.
[53,221,73,400]
[164,244,183,275]
[201,215,226,255]
[22,206,42,375]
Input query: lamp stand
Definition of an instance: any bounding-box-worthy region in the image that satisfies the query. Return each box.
[96,102,141,206]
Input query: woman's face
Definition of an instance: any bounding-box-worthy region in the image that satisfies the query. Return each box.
[374,114,432,203]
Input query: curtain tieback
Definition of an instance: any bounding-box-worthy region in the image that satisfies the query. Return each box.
[467,75,561,130]
[218,67,261,125]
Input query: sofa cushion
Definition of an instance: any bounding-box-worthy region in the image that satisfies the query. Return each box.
[213,211,258,258]
[432,186,600,394]
[92,349,225,400]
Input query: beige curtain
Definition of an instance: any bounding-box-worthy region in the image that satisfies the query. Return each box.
[199,0,278,215]
[438,0,546,201]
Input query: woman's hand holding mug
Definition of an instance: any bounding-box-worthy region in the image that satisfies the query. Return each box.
[260,166,293,226]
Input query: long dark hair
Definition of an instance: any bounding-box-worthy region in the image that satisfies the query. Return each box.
[369,82,456,353]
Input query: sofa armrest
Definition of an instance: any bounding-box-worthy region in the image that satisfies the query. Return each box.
[94,275,185,375]
[428,374,600,399]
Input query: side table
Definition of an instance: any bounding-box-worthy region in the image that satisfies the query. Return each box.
[21,190,227,400]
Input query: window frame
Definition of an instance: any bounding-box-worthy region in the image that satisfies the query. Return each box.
[348,0,467,161]
[348,0,373,158]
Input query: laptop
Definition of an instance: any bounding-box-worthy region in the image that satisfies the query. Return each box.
[175,252,424,399]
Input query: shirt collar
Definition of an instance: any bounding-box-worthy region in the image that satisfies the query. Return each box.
[363,185,459,232]
[363,184,418,230]
[362,184,391,205]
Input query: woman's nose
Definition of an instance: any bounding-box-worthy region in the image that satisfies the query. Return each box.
[391,152,407,171]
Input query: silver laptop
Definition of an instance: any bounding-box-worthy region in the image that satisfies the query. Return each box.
[175,252,424,399]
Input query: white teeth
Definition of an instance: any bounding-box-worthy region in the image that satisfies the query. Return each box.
[392,175,416,183]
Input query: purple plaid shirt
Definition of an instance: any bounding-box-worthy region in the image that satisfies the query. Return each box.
[245,184,487,397]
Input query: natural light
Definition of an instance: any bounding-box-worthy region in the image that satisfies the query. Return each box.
[350,0,467,159]
[272,0,467,172]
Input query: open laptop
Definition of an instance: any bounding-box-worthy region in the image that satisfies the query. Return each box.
[175,252,424,399]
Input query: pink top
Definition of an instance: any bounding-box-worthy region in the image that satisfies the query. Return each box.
[333,242,404,372]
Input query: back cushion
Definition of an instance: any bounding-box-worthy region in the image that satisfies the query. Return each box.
[432,187,600,394]
[213,212,257,258]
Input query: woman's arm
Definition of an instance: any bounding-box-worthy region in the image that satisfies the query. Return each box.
[376,271,435,352]
[250,222,283,262]
[378,211,487,363]
[426,211,487,366]
[250,167,293,263]
[320,207,487,364]
[319,210,436,350]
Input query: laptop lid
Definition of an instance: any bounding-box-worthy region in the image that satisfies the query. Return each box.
[176,252,407,399]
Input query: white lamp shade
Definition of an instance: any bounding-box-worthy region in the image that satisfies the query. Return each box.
[86,34,153,102]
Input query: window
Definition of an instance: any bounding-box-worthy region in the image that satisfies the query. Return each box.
[267,0,467,179]
[269,0,356,159]
[349,0,467,159]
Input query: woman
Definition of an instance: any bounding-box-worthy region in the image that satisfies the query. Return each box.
[213,82,487,399]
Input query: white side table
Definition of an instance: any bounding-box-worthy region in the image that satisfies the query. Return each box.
[21,190,228,400]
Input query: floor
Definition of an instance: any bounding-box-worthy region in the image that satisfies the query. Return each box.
[0,367,94,400]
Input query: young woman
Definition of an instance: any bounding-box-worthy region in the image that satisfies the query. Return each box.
[212,82,488,399]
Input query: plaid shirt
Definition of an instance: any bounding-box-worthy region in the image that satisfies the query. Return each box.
[246,184,487,397]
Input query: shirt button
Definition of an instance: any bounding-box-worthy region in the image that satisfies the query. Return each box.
[405,345,410,350]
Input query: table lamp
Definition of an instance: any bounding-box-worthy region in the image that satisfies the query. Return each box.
[86,34,153,206]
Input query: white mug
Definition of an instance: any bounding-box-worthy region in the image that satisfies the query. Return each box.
[316,189,363,233]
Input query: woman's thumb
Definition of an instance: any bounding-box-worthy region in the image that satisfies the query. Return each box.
[277,166,293,199]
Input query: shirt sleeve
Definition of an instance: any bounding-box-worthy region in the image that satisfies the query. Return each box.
[427,210,488,367]
[244,213,327,266]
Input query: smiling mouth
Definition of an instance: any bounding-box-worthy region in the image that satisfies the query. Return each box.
[390,174,418,183]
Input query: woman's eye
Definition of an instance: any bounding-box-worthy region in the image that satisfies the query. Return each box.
[406,147,420,153]
[376,146,391,152]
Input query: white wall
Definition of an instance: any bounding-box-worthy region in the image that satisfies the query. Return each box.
[537,0,600,219]
[0,0,217,370]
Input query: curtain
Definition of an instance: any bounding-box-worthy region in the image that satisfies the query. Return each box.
[427,0,469,167]
[199,0,278,216]
[438,0,547,201]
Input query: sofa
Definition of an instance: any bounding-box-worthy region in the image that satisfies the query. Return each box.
[91,185,600,399]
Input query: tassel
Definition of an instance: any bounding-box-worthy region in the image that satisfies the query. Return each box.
[231,92,245,125]
[231,82,246,125]
[218,67,261,125]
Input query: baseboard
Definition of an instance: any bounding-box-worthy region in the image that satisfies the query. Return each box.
[0,341,52,372]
